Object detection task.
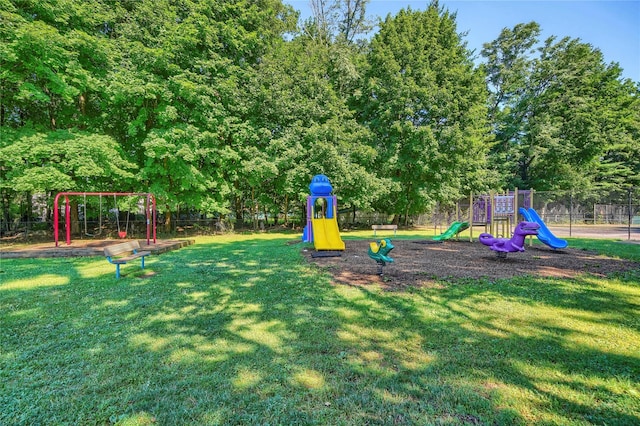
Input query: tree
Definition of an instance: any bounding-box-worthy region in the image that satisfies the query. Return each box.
[337,0,372,44]
[99,0,298,228]
[0,0,113,130]
[305,0,372,44]
[531,37,640,194]
[480,22,540,188]
[482,22,640,195]
[247,32,386,225]
[0,127,136,232]
[596,79,640,191]
[358,2,493,221]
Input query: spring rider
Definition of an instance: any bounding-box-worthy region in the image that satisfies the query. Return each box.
[368,238,395,275]
[479,221,540,258]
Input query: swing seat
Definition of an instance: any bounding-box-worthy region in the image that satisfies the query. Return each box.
[118,231,127,239]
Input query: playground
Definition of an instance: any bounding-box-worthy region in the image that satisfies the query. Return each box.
[301,181,638,289]
[305,238,640,289]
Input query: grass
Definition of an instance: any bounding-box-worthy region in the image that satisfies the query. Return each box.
[1,232,639,425]
[565,238,640,262]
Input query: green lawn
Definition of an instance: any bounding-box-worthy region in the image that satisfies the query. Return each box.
[1,233,639,425]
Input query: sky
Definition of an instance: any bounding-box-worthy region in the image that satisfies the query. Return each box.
[284,0,640,82]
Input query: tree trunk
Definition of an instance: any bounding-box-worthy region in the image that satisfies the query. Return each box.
[164,207,172,233]
[1,191,11,232]
[284,195,289,226]
[70,200,80,236]
[262,206,268,229]
[234,196,244,228]
[252,188,257,231]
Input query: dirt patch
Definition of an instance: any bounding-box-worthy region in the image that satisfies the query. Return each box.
[0,239,194,258]
[303,239,640,290]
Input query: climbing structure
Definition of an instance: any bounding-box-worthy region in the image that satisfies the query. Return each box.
[302,175,345,251]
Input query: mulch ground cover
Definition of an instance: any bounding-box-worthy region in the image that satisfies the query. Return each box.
[303,239,640,290]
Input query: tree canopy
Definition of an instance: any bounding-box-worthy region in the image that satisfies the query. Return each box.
[481,22,640,195]
[358,5,494,220]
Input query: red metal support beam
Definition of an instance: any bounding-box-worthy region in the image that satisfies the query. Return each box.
[54,192,157,247]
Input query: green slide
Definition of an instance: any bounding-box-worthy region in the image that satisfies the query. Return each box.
[433,221,469,241]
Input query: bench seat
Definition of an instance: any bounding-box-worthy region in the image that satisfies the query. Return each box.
[104,241,151,278]
[372,224,398,237]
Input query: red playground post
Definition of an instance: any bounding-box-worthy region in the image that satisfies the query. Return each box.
[53,192,157,247]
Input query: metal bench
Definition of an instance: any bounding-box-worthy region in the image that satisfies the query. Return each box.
[104,241,151,279]
[372,224,398,237]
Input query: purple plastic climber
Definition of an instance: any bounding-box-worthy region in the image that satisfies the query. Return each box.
[479,221,540,258]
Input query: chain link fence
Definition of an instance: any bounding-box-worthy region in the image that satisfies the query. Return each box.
[532,190,640,226]
[2,189,639,241]
[338,188,640,241]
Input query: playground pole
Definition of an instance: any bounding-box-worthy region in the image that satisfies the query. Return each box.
[491,191,496,236]
[468,192,473,242]
[54,192,157,247]
[529,189,534,210]
[65,195,71,245]
[54,195,59,245]
[629,188,632,241]
[509,187,516,236]
[569,191,573,237]
[529,189,535,246]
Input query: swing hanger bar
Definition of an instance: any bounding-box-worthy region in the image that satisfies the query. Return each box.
[58,192,153,197]
[83,193,103,237]
[113,194,131,239]
[53,192,157,247]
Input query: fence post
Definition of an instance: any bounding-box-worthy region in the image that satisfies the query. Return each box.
[629,188,632,241]
[569,192,573,237]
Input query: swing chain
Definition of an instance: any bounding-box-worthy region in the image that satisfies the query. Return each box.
[83,193,102,237]
[114,194,132,238]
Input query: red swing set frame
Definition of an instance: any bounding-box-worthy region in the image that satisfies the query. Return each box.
[54,192,157,247]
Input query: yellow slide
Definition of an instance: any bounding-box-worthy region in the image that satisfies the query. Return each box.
[311,217,345,250]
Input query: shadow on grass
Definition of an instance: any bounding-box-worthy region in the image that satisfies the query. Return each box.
[1,235,638,424]
[335,273,639,425]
